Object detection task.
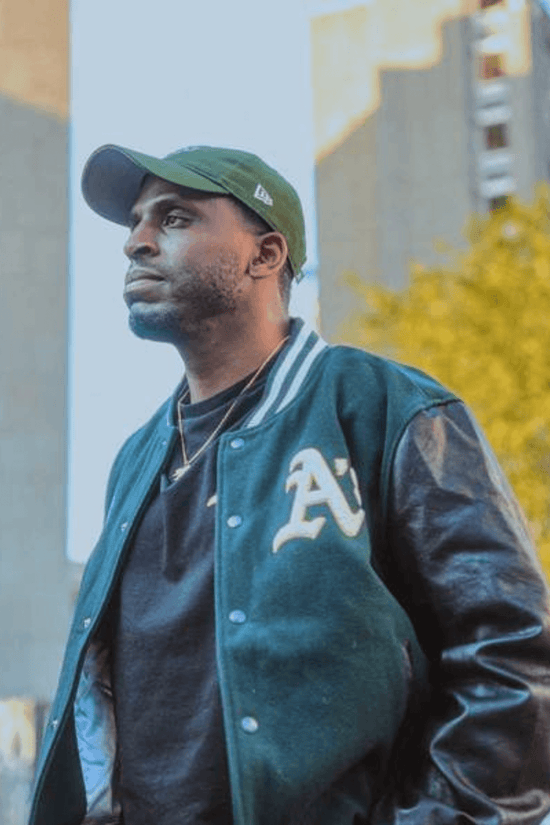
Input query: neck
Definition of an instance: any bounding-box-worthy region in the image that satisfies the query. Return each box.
[177,316,291,403]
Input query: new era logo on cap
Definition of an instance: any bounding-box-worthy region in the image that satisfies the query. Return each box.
[254,183,274,207]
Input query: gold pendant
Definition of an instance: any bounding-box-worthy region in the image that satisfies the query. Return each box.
[170,465,189,482]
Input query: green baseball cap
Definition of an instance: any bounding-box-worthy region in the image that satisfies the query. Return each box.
[81,144,307,280]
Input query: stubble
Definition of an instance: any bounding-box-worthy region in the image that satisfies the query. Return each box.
[128,250,246,343]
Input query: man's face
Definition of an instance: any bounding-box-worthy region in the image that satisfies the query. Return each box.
[123,176,259,341]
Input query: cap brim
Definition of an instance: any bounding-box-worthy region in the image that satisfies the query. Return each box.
[81,144,228,225]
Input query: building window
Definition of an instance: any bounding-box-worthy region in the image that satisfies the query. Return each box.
[480,54,505,79]
[489,195,508,210]
[480,0,504,8]
[485,123,508,149]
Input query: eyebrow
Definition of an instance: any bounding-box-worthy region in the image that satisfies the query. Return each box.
[129,194,206,224]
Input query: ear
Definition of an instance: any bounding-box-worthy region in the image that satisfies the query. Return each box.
[247,232,288,281]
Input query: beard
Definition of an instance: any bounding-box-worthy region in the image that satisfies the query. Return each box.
[127,251,245,343]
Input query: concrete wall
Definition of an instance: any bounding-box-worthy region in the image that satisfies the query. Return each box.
[0,93,72,700]
[0,1,70,821]
[316,18,475,342]
[0,90,72,825]
[530,2,550,186]
[376,18,473,291]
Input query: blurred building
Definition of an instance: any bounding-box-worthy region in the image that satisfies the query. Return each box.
[0,1,72,822]
[311,0,547,341]
[532,0,550,182]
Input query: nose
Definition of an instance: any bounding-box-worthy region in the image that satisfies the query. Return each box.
[123,220,159,259]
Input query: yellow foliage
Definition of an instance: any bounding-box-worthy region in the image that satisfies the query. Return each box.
[346,186,550,575]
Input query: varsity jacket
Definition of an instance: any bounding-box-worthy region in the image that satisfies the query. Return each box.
[29,320,550,825]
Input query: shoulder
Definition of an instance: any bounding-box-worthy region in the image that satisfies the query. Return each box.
[318,343,458,415]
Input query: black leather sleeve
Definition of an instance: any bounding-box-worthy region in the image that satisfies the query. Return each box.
[378,400,550,825]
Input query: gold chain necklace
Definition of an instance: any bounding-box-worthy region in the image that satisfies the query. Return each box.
[170,336,289,482]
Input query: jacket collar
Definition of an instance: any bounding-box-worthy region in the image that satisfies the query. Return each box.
[164,318,328,430]
[246,318,327,428]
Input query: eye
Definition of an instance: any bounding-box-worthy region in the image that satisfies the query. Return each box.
[163,212,190,227]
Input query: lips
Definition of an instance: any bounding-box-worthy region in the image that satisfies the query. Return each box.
[125,268,164,287]
[124,268,166,302]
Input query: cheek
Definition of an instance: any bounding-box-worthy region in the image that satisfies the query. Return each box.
[183,237,247,271]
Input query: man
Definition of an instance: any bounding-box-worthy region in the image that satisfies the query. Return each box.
[29,144,550,825]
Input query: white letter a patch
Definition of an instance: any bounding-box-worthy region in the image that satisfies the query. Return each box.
[272,448,365,553]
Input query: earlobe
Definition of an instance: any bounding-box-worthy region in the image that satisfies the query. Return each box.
[248,261,270,281]
[246,246,267,280]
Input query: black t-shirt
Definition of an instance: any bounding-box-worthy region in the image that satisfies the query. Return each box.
[111,371,271,825]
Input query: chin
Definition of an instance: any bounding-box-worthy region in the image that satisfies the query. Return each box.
[127,304,182,343]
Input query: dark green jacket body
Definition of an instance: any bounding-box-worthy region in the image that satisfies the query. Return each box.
[29,322,550,825]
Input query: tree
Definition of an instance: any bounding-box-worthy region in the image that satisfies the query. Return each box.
[345,187,550,574]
